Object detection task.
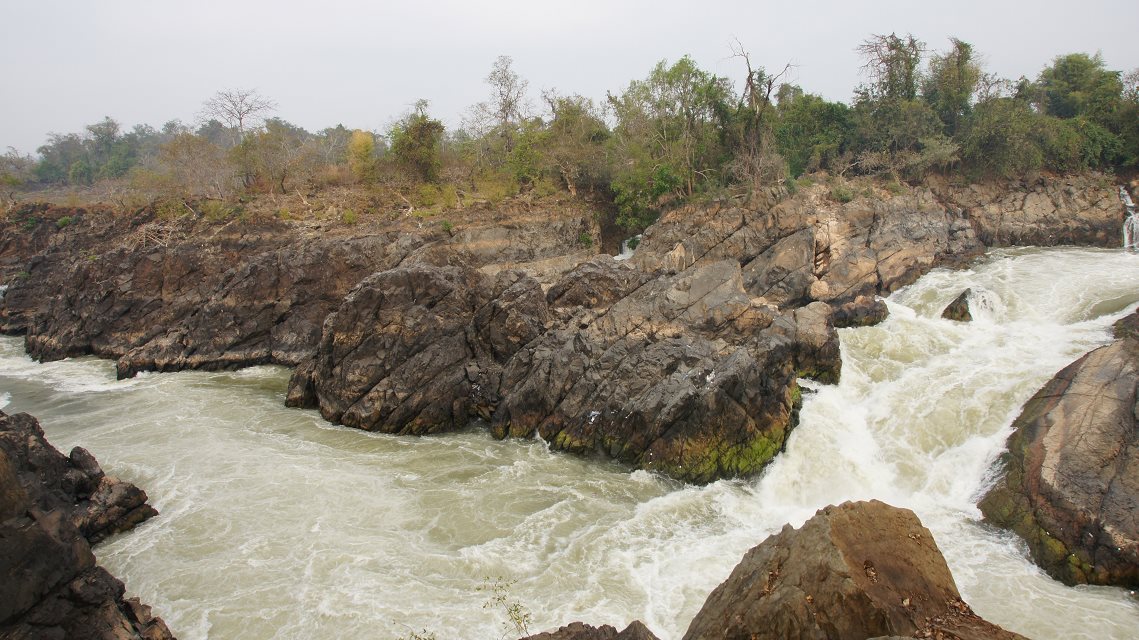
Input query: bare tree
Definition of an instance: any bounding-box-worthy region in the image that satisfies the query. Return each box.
[199,89,277,141]
[468,56,530,151]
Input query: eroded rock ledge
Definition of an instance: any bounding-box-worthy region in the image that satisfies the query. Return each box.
[979,310,1139,588]
[0,411,173,639]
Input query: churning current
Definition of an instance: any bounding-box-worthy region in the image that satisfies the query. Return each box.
[2,247,1138,640]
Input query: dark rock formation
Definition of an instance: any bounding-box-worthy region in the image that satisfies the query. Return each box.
[289,258,840,483]
[941,289,973,322]
[0,203,598,380]
[522,621,659,640]
[683,500,1027,640]
[831,295,890,328]
[979,326,1139,588]
[0,411,173,639]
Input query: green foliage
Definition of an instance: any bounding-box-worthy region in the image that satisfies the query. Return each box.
[829,182,854,203]
[55,216,73,229]
[390,100,445,182]
[577,231,593,247]
[341,208,358,224]
[923,38,981,136]
[776,93,853,176]
[1038,53,1123,123]
[440,219,453,234]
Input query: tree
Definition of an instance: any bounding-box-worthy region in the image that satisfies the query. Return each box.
[1037,53,1123,123]
[347,129,377,182]
[539,91,609,196]
[775,92,854,176]
[389,100,445,182]
[157,132,233,198]
[233,118,315,194]
[199,89,276,142]
[480,55,529,151]
[607,56,734,228]
[1,147,34,203]
[923,38,982,136]
[856,33,925,102]
[728,41,793,185]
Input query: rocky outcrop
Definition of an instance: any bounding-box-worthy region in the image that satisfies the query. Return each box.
[941,289,973,322]
[0,202,599,380]
[931,174,1121,247]
[979,317,1139,588]
[683,500,1027,640]
[0,411,173,639]
[290,258,841,482]
[522,621,659,640]
[831,295,890,328]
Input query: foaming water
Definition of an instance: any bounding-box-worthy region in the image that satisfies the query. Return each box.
[1,247,1138,639]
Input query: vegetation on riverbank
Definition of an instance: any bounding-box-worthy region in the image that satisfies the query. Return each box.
[2,34,1136,233]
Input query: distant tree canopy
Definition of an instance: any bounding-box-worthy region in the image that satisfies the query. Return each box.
[10,41,1139,229]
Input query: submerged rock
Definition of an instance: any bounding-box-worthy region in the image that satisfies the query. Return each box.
[0,411,173,639]
[683,500,1027,640]
[941,289,973,322]
[979,329,1139,588]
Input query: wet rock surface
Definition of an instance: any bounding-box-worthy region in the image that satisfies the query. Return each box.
[683,500,1027,640]
[940,289,973,322]
[0,411,173,639]
[522,621,659,640]
[979,318,1139,588]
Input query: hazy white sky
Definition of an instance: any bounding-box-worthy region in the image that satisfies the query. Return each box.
[2,0,1137,154]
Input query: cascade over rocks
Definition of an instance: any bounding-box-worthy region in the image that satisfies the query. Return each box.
[0,411,173,639]
[531,501,1025,640]
[682,500,1027,640]
[979,312,1139,588]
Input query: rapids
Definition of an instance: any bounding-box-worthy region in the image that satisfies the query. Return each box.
[1,247,1138,639]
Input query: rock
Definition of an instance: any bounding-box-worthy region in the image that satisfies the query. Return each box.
[831,295,890,328]
[979,336,1139,588]
[545,256,652,310]
[0,411,173,639]
[941,289,973,322]
[522,621,659,640]
[683,500,1027,640]
[292,259,837,483]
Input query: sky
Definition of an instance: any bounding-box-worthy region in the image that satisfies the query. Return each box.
[2,0,1138,154]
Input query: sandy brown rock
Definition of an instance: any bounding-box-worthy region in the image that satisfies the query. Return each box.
[683,500,1027,640]
[0,411,172,639]
[979,333,1139,588]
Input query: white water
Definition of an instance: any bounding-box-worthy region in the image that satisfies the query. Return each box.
[614,235,642,261]
[1122,186,1139,250]
[2,247,1138,639]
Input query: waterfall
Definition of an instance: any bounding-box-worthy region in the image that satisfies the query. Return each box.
[1122,186,1139,250]
[615,234,642,261]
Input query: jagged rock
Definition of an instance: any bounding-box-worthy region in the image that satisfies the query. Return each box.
[545,256,653,310]
[979,332,1139,588]
[291,259,838,482]
[0,411,173,639]
[831,295,890,328]
[523,621,659,640]
[941,289,973,322]
[683,500,1027,640]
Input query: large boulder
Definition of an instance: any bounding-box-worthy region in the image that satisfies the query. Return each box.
[0,411,173,639]
[683,500,1027,640]
[290,259,840,483]
[941,289,973,322]
[979,330,1139,587]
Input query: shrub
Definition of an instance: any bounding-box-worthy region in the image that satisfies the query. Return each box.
[440,219,453,234]
[829,183,854,203]
[341,209,358,224]
[578,231,593,247]
[55,216,73,229]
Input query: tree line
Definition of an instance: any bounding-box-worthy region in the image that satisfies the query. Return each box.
[2,35,1137,230]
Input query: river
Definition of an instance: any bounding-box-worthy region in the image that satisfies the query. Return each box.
[1,247,1138,639]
